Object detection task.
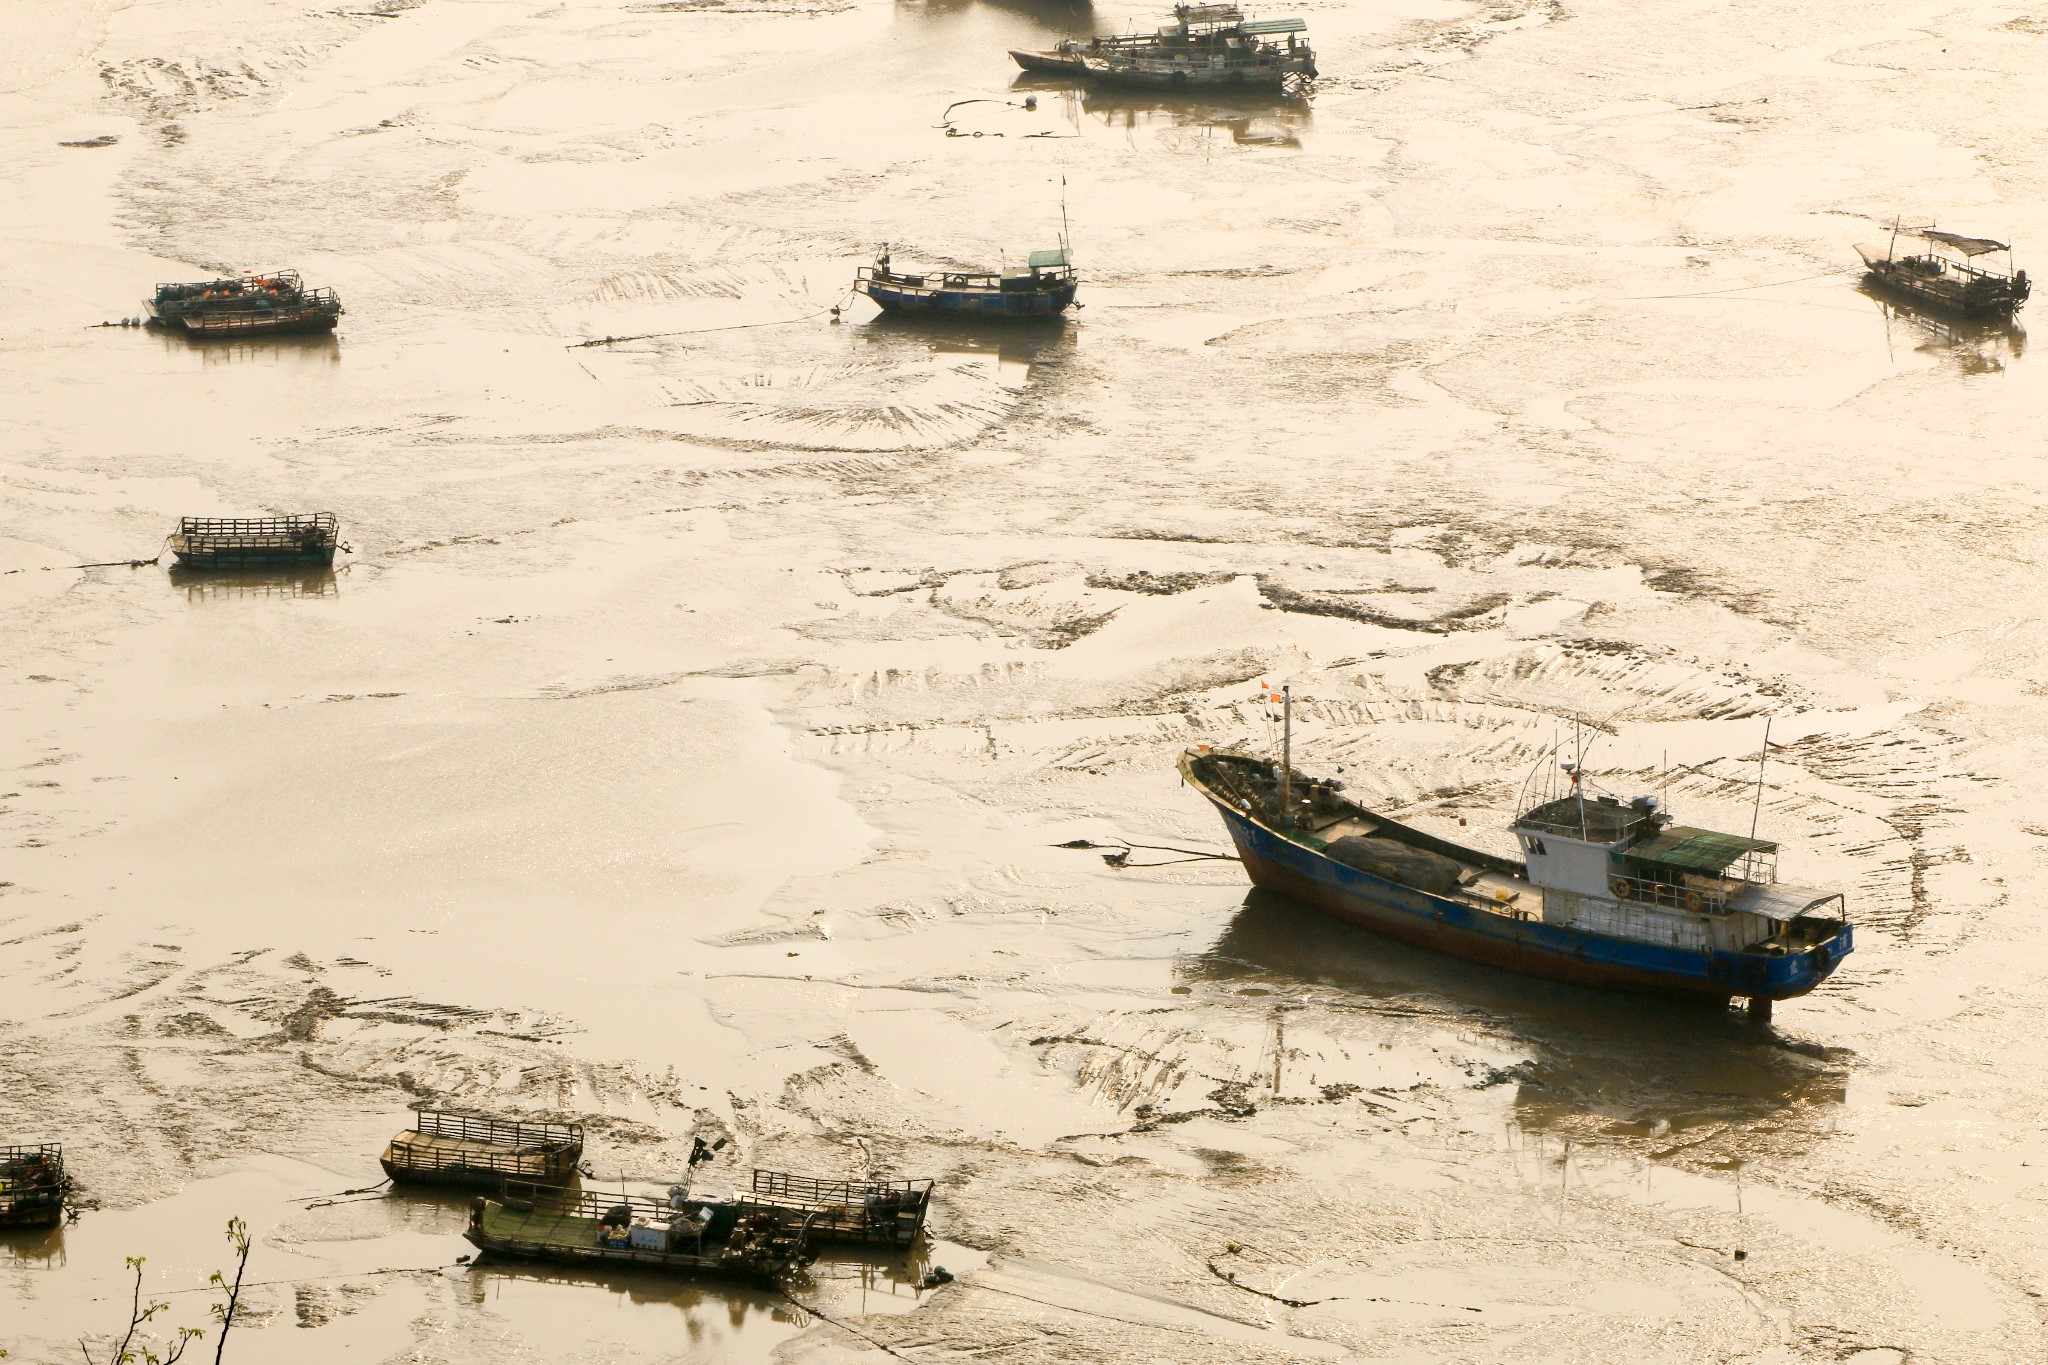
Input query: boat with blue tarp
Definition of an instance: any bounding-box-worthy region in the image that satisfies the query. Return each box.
[1181,696,1852,1014]
[854,245,1077,321]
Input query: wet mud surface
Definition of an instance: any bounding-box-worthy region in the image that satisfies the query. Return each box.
[4,0,2048,1360]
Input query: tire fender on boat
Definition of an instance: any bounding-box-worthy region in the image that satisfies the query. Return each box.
[1738,958,1767,992]
[1809,942,1831,973]
[1708,955,1734,987]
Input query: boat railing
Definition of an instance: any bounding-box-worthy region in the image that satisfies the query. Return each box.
[746,1170,932,1244]
[858,266,1072,296]
[1608,872,1746,914]
[0,1144,65,1179]
[415,1110,582,1150]
[173,512,339,553]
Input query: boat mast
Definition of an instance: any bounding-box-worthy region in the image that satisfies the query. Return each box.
[1748,716,1771,847]
[1279,684,1293,827]
[1573,715,1587,837]
[1060,175,1072,261]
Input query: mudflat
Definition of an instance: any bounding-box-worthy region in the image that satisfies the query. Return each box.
[3,0,2046,1361]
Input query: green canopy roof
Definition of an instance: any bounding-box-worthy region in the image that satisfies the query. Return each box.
[1627,826,1775,874]
[1028,248,1069,269]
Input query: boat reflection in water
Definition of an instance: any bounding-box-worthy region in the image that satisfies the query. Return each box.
[857,310,1077,383]
[1192,890,1849,1147]
[1860,285,2026,375]
[1010,72,1308,146]
[167,566,340,603]
[153,329,341,368]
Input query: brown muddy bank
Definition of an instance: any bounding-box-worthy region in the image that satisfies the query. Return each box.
[5,0,2048,1360]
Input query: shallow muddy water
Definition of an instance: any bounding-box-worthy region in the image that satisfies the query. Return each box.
[4,0,2048,1360]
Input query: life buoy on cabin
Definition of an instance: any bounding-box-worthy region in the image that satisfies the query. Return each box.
[1684,890,1704,913]
[1610,877,1633,900]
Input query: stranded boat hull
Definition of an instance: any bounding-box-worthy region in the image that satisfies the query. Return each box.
[1186,752,1852,1003]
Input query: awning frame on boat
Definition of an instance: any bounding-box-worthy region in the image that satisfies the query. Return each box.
[1730,884,1846,923]
[1921,229,2010,257]
[1626,825,1776,875]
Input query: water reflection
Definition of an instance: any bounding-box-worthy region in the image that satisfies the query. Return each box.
[1858,285,2026,374]
[167,566,340,602]
[0,1223,66,1269]
[151,329,342,367]
[858,311,1077,382]
[1192,890,1848,1144]
[1010,73,1309,146]
[462,1260,800,1354]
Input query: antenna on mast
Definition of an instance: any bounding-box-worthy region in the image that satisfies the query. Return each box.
[1059,174,1072,259]
[1748,717,1771,844]
[1279,684,1294,828]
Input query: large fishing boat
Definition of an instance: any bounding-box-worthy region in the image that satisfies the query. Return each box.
[1856,223,2030,319]
[145,270,343,336]
[1010,4,1314,92]
[1181,696,1852,1013]
[854,245,1077,321]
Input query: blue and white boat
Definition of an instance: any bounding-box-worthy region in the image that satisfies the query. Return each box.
[1181,719,1853,1013]
[853,246,1077,321]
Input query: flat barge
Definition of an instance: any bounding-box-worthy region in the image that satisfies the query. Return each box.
[466,1182,812,1284]
[744,1170,933,1247]
[381,1111,584,1191]
[146,271,343,336]
[0,1144,70,1228]
[168,513,339,570]
[1182,736,1853,1008]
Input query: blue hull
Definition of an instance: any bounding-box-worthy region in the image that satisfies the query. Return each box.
[858,280,1075,320]
[1206,797,1851,1003]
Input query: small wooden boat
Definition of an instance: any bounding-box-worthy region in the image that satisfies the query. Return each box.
[1010,3,1314,92]
[168,513,339,571]
[1181,695,1853,1011]
[855,246,1077,321]
[466,1182,812,1284]
[743,1170,933,1247]
[145,271,343,336]
[381,1111,584,1191]
[1857,223,2030,319]
[0,1144,70,1228]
